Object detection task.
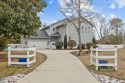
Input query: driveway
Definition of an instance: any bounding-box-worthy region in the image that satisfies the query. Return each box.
[18,50,99,83]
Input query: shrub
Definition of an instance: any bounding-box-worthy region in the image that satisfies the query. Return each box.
[93,44,98,48]
[0,38,8,51]
[77,43,85,49]
[86,43,94,50]
[68,40,76,49]
[55,41,63,49]
[64,35,67,49]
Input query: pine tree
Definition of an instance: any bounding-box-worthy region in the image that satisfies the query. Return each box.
[64,35,67,49]
[92,37,97,44]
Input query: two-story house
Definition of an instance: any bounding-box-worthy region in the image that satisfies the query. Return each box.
[23,17,94,49]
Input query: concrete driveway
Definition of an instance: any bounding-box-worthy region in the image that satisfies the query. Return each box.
[18,50,99,83]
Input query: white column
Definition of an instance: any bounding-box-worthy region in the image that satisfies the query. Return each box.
[66,22,69,42]
[27,48,30,67]
[34,47,36,63]
[90,47,92,65]
[8,47,11,66]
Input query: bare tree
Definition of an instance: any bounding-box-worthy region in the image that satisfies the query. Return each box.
[92,14,113,44]
[59,0,94,55]
[110,18,123,44]
[93,16,125,44]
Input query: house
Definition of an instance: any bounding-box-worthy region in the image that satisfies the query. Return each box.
[23,17,94,49]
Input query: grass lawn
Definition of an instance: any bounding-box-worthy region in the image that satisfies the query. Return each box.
[0,51,47,80]
[71,48,125,80]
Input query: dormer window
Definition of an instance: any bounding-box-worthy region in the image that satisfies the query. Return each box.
[88,27,91,33]
[69,36,71,40]
[53,28,55,31]
[82,27,84,29]
[82,26,84,33]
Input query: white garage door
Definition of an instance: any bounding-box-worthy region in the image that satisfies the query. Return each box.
[27,39,49,49]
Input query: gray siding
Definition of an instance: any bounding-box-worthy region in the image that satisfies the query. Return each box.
[49,21,65,35]
[67,22,79,45]
[67,18,93,46]
[81,20,93,43]
[57,26,67,41]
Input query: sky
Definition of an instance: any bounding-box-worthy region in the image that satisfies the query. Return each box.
[37,0,125,26]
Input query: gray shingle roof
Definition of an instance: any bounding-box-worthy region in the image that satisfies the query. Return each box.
[50,32,61,37]
[27,30,50,39]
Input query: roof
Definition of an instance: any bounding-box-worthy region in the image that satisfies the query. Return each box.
[26,30,50,39]
[42,17,93,30]
[50,32,61,37]
[42,18,67,30]
[81,16,94,27]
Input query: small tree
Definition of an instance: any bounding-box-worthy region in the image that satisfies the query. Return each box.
[64,35,67,49]
[59,0,94,55]
[68,40,76,49]
[92,37,97,44]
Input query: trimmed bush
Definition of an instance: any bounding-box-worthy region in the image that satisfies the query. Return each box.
[68,40,76,49]
[86,43,94,50]
[55,41,63,49]
[64,35,67,49]
[77,43,85,49]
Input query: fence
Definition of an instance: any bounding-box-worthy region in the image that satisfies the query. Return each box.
[90,47,118,70]
[8,44,24,48]
[97,44,124,49]
[8,47,36,67]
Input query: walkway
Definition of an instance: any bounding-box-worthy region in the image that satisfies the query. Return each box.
[18,50,99,83]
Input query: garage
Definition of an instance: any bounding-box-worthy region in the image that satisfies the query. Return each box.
[27,38,49,49]
[23,30,50,49]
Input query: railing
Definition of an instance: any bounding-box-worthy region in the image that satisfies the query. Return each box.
[97,44,124,49]
[8,47,36,67]
[90,47,117,70]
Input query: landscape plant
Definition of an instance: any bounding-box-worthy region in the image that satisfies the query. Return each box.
[77,44,85,49]
[59,0,95,55]
[64,35,67,49]
[68,40,76,49]
[0,0,46,40]
[55,41,63,49]
[92,37,97,44]
[86,43,94,50]
[0,37,9,51]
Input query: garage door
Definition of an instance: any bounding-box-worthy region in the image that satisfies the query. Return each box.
[27,39,49,49]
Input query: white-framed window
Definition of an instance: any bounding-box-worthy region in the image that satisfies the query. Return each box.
[69,36,71,40]
[85,27,88,33]
[53,28,55,31]
[88,27,91,33]
[82,26,85,33]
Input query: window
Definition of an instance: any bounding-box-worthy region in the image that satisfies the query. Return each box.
[82,27,84,29]
[88,27,91,33]
[69,36,71,40]
[85,27,87,33]
[53,28,55,31]
[82,26,84,33]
